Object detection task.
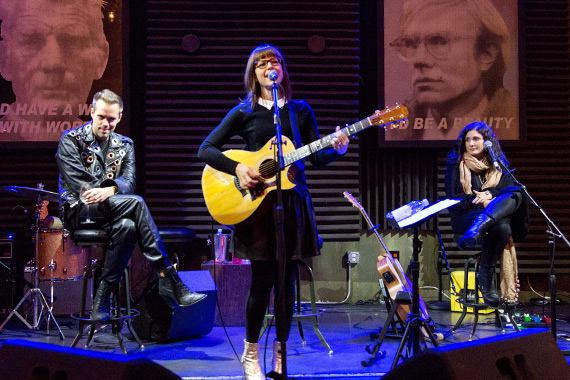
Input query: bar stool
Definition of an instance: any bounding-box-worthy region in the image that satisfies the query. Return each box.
[451,235,519,340]
[260,261,332,354]
[69,229,143,354]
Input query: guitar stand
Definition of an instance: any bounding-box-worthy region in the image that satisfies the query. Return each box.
[391,298,439,370]
[374,278,405,338]
[362,291,410,367]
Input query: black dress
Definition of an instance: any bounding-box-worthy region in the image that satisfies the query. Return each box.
[198,100,343,261]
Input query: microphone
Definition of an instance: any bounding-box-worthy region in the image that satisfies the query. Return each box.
[268,70,279,81]
[483,140,500,170]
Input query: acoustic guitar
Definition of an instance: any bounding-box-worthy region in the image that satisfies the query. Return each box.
[343,191,430,325]
[202,105,408,227]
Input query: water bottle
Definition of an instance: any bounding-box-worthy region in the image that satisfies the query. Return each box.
[386,199,429,222]
[213,229,229,262]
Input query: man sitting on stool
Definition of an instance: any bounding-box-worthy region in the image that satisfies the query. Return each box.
[56,89,205,320]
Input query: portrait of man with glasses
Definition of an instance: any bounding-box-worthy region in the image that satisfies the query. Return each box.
[383,0,519,142]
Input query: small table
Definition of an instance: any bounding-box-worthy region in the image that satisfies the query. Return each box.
[201,261,251,326]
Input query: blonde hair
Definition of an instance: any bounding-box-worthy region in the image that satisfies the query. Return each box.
[93,89,123,113]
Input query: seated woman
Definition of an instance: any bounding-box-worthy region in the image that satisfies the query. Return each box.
[445,122,528,307]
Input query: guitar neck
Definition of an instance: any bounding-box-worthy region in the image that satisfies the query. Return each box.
[283,116,374,166]
[360,208,391,257]
[357,202,409,286]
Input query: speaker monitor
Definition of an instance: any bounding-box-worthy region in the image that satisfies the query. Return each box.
[132,270,216,342]
[383,328,570,380]
[0,339,181,380]
[0,237,13,258]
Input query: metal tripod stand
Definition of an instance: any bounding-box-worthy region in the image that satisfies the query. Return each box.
[391,225,438,368]
[0,192,64,339]
[385,199,460,368]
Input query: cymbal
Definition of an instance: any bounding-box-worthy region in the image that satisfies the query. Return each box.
[0,185,59,202]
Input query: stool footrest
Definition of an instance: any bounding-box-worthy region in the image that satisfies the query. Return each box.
[71,309,140,323]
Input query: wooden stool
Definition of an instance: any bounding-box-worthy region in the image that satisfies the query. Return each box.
[201,261,250,326]
[69,229,143,354]
[260,261,332,354]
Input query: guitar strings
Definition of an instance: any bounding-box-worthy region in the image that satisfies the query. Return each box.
[258,160,277,178]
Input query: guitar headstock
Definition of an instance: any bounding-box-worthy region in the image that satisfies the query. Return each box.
[369,104,408,128]
[343,191,364,212]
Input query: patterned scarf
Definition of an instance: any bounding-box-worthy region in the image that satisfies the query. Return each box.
[459,152,501,194]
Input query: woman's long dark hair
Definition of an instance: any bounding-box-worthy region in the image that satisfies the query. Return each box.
[240,44,292,111]
[447,121,509,167]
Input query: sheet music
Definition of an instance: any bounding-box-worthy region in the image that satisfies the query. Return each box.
[392,198,461,228]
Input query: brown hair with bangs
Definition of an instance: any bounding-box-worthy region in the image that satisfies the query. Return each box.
[241,44,292,111]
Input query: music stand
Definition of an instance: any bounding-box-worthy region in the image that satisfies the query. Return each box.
[0,186,64,339]
[387,199,459,368]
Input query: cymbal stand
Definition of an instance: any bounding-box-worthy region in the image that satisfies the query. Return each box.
[0,195,64,339]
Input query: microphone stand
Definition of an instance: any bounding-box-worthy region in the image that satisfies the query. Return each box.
[267,77,290,379]
[498,161,570,349]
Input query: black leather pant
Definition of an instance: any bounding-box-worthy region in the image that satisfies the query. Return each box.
[70,195,170,284]
[479,192,521,268]
[480,220,512,268]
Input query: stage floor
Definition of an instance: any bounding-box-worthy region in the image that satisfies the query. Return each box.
[1,301,569,379]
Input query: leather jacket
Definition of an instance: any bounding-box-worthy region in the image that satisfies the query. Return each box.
[56,122,136,213]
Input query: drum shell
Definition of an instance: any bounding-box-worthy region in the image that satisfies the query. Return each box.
[37,229,91,281]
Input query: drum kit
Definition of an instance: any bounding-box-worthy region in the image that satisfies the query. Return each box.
[0,185,91,339]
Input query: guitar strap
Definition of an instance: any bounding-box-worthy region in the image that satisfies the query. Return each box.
[287,101,303,149]
[287,101,307,185]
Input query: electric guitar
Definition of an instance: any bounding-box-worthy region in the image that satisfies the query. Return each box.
[202,105,408,227]
[342,191,430,325]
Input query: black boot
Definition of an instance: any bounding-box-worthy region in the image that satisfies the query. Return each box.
[459,213,495,250]
[158,266,206,307]
[477,266,501,307]
[91,281,114,321]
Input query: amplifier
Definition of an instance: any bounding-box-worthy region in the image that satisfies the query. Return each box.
[450,271,493,314]
[0,232,14,259]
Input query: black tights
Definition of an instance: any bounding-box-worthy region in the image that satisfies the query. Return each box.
[245,260,299,343]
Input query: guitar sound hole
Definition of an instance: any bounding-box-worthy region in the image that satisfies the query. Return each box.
[259,159,277,180]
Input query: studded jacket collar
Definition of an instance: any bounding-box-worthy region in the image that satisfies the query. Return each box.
[56,122,136,207]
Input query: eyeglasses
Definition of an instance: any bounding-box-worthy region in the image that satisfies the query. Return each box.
[254,58,281,69]
[389,34,475,61]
